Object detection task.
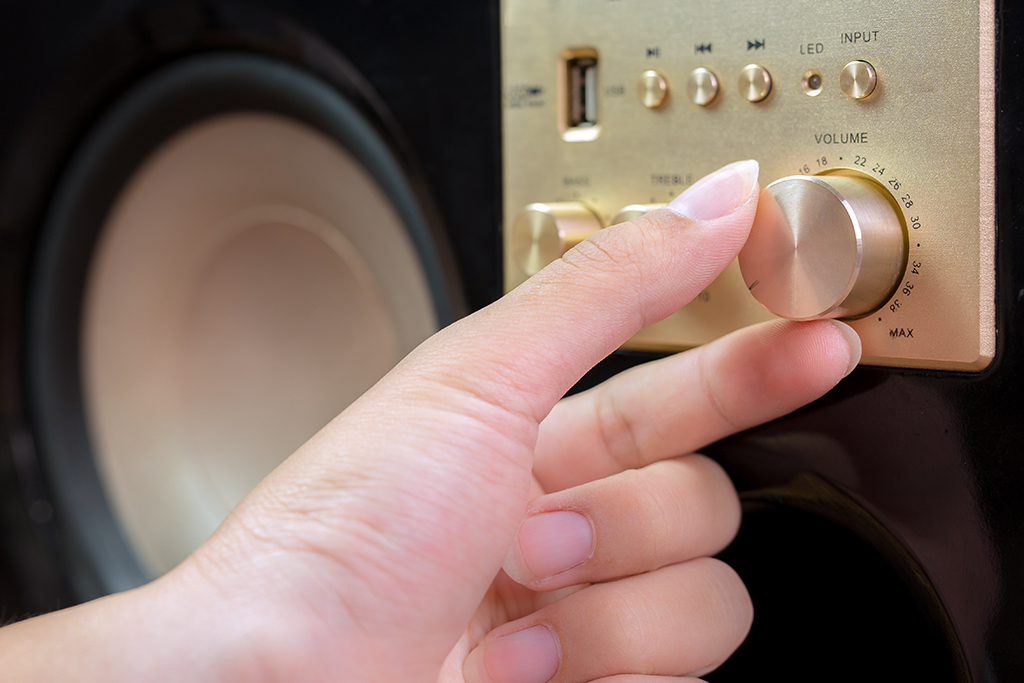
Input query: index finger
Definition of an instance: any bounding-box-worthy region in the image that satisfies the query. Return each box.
[405,159,760,425]
[214,160,761,646]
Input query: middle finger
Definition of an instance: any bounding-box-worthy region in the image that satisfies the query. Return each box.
[532,318,859,492]
[503,455,739,591]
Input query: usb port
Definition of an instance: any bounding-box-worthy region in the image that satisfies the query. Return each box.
[568,56,597,126]
[560,49,600,141]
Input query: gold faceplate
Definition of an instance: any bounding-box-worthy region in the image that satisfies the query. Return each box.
[502,0,995,371]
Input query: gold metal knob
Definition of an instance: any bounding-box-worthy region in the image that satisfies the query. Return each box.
[638,70,670,109]
[610,204,665,225]
[840,60,877,100]
[739,175,905,320]
[687,68,719,106]
[511,202,602,275]
[738,64,772,103]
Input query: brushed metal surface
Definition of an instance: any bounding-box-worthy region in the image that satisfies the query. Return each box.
[639,69,671,109]
[739,63,773,102]
[502,0,995,370]
[610,203,666,226]
[839,60,878,100]
[739,175,905,320]
[687,67,720,106]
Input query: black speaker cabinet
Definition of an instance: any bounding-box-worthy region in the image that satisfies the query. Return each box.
[2,2,1023,683]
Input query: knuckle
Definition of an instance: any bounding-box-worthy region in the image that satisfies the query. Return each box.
[696,347,743,431]
[558,234,641,298]
[558,221,664,326]
[594,386,645,472]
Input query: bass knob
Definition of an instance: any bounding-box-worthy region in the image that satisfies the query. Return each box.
[511,202,602,276]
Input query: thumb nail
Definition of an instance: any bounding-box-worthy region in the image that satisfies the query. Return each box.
[828,320,863,377]
[667,159,759,220]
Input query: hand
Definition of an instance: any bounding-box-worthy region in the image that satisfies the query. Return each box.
[0,160,860,683]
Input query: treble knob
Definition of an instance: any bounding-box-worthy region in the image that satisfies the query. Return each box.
[511,202,602,275]
[739,175,906,320]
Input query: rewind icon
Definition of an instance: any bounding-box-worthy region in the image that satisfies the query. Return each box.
[695,43,712,54]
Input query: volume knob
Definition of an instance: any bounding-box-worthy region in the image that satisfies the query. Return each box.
[511,202,602,275]
[739,175,905,320]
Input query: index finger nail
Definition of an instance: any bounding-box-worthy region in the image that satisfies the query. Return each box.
[668,159,759,220]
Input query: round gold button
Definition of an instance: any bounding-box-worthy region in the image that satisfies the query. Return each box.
[687,67,720,106]
[840,60,877,100]
[511,202,602,275]
[738,64,772,103]
[638,70,670,109]
[610,204,665,225]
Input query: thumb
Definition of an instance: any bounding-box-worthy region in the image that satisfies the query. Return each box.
[187,160,760,679]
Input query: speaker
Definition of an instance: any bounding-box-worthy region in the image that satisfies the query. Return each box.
[4,2,1024,682]
[0,0,500,608]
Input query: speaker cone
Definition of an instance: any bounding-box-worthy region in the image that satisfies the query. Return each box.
[27,52,458,595]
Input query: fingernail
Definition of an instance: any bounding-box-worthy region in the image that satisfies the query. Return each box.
[463,625,560,683]
[503,511,594,584]
[828,320,863,377]
[667,159,759,220]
